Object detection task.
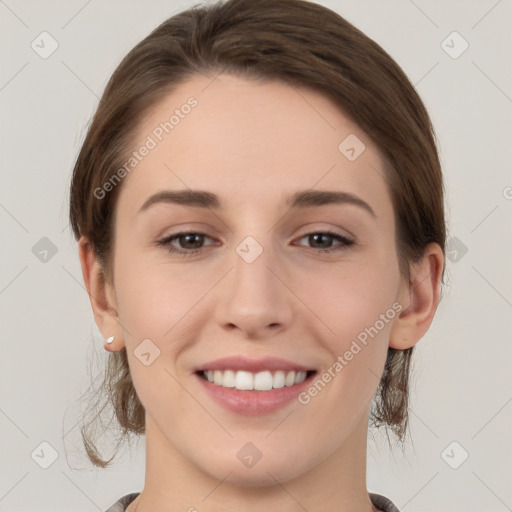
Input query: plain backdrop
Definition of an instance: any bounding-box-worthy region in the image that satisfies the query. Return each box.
[1,1,511,511]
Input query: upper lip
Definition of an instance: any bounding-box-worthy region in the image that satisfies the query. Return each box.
[194,356,314,374]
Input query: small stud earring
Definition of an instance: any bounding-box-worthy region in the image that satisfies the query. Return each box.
[106,336,115,344]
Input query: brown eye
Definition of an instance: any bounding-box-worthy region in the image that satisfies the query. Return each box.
[156,231,214,256]
[295,231,354,253]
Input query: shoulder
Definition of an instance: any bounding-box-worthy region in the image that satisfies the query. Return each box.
[104,492,140,512]
[369,492,401,512]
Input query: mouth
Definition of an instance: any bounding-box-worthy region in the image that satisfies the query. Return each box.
[196,369,317,391]
[192,355,318,415]
[194,368,317,415]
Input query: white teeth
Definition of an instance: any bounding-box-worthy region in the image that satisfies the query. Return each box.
[222,370,235,387]
[295,371,307,384]
[253,370,273,391]
[202,369,309,390]
[273,370,285,389]
[285,371,296,386]
[213,370,223,385]
[235,370,254,390]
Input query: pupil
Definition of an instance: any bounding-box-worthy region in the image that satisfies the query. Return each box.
[182,234,202,248]
[311,233,331,248]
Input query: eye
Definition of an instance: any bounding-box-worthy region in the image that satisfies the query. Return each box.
[155,230,354,257]
[156,231,216,257]
[294,231,354,254]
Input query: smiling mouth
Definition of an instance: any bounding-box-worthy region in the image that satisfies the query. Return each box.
[196,369,317,391]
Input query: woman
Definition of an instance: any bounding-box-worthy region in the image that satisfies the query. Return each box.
[69,0,445,510]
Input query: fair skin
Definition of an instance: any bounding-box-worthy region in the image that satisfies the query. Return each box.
[79,73,443,512]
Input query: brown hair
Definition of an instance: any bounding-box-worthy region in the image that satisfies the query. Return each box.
[69,0,446,467]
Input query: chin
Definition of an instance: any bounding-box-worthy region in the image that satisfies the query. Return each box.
[202,454,310,488]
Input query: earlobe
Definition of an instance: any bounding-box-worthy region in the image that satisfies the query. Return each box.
[389,243,444,350]
[78,236,124,351]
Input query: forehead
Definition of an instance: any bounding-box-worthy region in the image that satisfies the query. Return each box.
[118,73,392,218]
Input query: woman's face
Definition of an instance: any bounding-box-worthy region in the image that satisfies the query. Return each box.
[105,73,408,485]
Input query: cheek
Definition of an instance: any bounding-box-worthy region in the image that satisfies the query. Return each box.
[298,276,397,438]
[298,254,400,395]
[114,232,401,348]
[113,246,208,337]
[303,252,401,339]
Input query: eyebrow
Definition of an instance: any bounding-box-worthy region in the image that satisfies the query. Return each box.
[139,189,376,217]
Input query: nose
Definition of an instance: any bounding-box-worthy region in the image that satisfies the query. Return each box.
[214,238,293,339]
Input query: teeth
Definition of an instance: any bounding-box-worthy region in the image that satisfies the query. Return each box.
[285,371,296,386]
[203,369,309,390]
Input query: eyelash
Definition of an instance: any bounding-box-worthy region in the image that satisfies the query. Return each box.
[155,230,354,257]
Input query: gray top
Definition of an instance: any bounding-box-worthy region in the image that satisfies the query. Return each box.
[105,492,400,511]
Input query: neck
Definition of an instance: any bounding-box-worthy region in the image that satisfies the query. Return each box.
[128,411,379,512]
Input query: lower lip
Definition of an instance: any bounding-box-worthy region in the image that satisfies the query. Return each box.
[194,372,316,416]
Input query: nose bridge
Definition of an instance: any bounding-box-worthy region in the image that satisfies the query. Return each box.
[232,231,279,305]
[228,204,279,283]
[215,228,293,335]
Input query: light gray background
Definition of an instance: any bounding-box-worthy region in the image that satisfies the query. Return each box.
[1,1,511,511]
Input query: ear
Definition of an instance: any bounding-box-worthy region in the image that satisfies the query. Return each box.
[78,236,125,352]
[389,243,444,349]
